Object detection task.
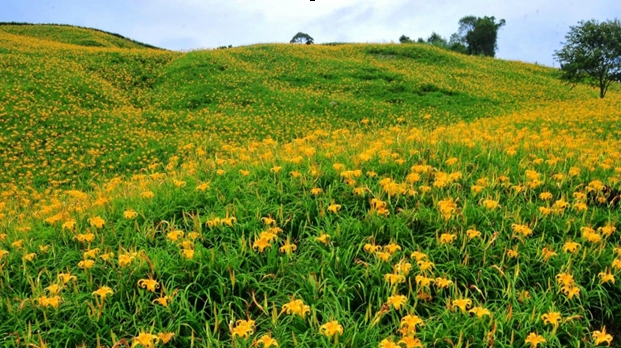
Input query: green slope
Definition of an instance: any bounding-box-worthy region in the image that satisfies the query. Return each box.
[0,25,609,191]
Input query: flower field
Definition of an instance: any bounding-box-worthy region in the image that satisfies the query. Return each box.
[0,24,620,347]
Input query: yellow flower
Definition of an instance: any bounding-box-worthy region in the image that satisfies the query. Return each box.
[88,216,105,229]
[62,219,77,230]
[196,182,211,191]
[58,272,76,284]
[466,228,481,240]
[398,336,424,348]
[315,233,331,245]
[385,273,406,286]
[400,314,424,335]
[261,217,276,226]
[78,259,95,269]
[434,277,453,289]
[541,247,557,262]
[167,230,185,242]
[123,209,138,219]
[138,277,160,292]
[469,306,491,319]
[384,242,402,254]
[592,326,613,346]
[415,275,433,287]
[181,249,195,260]
[417,260,434,272]
[539,192,553,200]
[231,319,255,339]
[439,233,457,244]
[118,251,137,267]
[375,251,390,262]
[132,332,159,348]
[598,269,615,284]
[386,294,407,310]
[511,224,533,237]
[482,199,499,210]
[410,251,427,261]
[563,241,580,253]
[279,238,297,254]
[310,187,323,195]
[45,283,62,295]
[561,285,580,299]
[157,332,175,344]
[378,338,399,348]
[92,286,113,300]
[11,240,23,249]
[327,204,342,214]
[239,170,250,176]
[83,248,100,259]
[364,243,380,253]
[452,298,472,313]
[37,295,62,309]
[541,311,562,328]
[22,252,36,262]
[75,233,95,244]
[524,332,546,348]
[612,258,621,270]
[253,237,273,252]
[256,334,279,347]
[281,298,310,318]
[319,320,343,338]
[152,296,171,307]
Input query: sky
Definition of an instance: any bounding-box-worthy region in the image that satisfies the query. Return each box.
[2,0,620,66]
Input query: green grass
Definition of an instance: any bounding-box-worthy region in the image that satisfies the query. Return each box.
[0,24,620,348]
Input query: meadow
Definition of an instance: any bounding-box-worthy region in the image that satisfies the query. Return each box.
[0,24,620,347]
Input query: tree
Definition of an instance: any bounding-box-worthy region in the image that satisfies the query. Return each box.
[399,35,413,44]
[426,32,448,48]
[554,19,621,98]
[456,15,505,57]
[290,32,314,45]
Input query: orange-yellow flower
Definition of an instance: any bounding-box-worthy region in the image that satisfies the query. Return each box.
[524,332,546,348]
[231,319,255,339]
[592,326,613,346]
[92,286,113,300]
[256,334,279,347]
[386,294,407,310]
[281,298,310,318]
[319,320,343,338]
[138,277,160,292]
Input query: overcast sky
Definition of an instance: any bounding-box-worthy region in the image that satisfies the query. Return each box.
[2,0,620,66]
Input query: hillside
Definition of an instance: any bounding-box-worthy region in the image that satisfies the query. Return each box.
[1,25,621,347]
[0,24,608,192]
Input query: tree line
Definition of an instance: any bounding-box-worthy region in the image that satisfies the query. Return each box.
[399,15,506,58]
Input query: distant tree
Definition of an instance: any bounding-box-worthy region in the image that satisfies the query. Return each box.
[426,32,448,48]
[456,15,505,57]
[448,33,467,54]
[554,19,621,98]
[290,32,314,45]
[399,35,413,44]
[417,38,425,43]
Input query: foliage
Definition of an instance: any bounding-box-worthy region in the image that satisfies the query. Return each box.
[554,19,621,98]
[0,24,620,347]
[290,32,314,45]
[399,34,413,44]
[456,15,506,57]
[426,32,448,48]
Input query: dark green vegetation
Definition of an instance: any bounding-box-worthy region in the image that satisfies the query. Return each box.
[554,18,621,98]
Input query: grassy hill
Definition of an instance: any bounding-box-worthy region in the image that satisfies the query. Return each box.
[0,24,605,191]
[1,25,621,347]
